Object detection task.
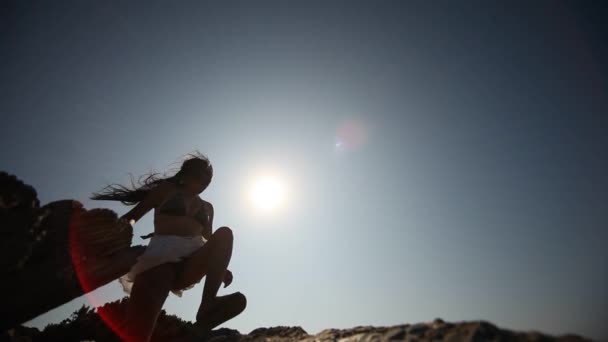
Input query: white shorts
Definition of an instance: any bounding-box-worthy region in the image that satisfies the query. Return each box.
[118,234,207,297]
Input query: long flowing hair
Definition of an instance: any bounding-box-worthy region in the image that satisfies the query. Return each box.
[90,151,213,206]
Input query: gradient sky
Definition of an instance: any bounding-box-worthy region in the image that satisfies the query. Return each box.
[1,1,607,340]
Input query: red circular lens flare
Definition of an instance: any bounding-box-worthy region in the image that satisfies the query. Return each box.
[68,201,132,341]
[335,119,368,152]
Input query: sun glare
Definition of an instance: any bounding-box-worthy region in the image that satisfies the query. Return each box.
[250,176,285,211]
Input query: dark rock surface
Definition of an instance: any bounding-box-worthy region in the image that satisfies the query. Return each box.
[0,172,596,342]
[2,297,594,342]
[0,172,145,331]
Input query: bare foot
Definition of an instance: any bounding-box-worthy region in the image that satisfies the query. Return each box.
[196,296,221,323]
[194,292,247,334]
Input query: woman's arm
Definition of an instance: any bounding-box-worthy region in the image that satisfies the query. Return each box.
[201,200,214,241]
[120,181,172,225]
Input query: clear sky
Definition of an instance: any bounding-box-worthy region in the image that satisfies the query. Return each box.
[1,1,607,340]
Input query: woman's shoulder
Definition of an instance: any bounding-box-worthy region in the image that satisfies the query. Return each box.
[151,180,179,202]
[154,179,176,192]
[198,198,213,211]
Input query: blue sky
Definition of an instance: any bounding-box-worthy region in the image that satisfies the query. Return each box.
[1,1,607,340]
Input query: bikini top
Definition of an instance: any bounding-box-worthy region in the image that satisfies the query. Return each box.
[144,188,209,239]
[157,189,207,222]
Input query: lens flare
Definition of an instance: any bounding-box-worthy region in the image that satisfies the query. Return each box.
[334,119,368,153]
[69,201,133,341]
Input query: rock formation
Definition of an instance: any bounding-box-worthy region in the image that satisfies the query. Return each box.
[0,171,594,342]
[3,296,593,341]
[0,171,145,331]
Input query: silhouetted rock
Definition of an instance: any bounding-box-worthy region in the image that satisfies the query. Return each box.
[243,326,309,341]
[0,172,595,342]
[0,171,146,331]
[2,299,594,342]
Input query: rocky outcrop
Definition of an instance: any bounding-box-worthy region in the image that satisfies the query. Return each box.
[0,171,595,342]
[3,297,593,342]
[0,171,145,331]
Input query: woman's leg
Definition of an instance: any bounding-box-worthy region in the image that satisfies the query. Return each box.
[171,226,233,319]
[124,262,177,342]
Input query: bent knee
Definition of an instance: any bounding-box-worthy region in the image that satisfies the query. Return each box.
[214,226,234,242]
[235,291,247,308]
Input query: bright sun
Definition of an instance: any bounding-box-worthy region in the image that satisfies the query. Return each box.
[249,176,286,211]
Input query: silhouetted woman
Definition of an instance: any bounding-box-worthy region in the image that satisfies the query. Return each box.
[91,152,246,342]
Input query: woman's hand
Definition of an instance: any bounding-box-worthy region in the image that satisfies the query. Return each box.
[223,269,233,288]
[117,217,135,232]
